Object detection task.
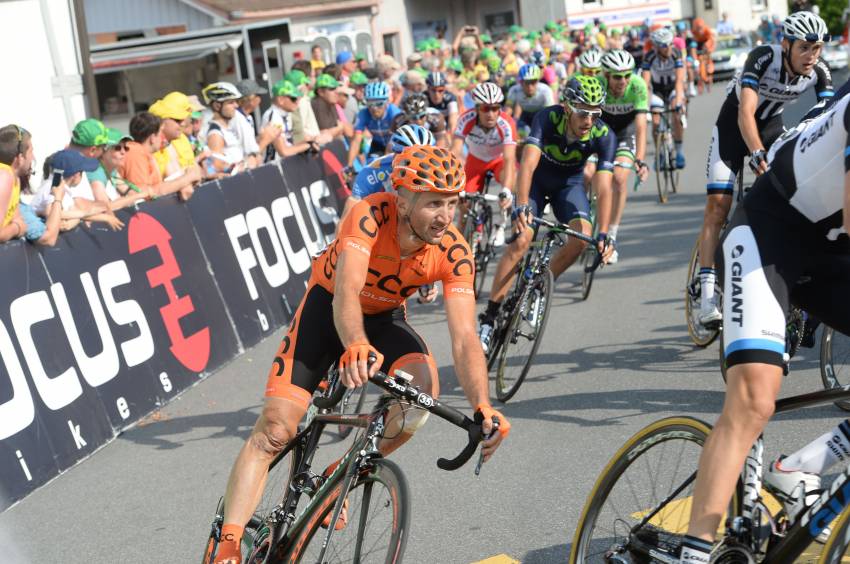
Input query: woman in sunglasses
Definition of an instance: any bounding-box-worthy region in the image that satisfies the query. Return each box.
[695,10,833,329]
[88,128,152,210]
[477,76,616,352]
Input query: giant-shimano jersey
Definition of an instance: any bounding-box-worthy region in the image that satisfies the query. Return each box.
[729,44,833,121]
[765,92,850,232]
[641,49,684,96]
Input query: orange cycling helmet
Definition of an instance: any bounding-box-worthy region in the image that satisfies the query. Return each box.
[693,17,705,30]
[391,145,466,194]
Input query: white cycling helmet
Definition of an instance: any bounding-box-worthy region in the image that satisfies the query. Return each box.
[577,49,603,70]
[471,82,505,105]
[202,82,241,104]
[783,11,829,42]
[650,28,675,46]
[601,49,636,72]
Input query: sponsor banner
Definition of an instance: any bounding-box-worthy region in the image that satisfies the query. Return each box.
[567,2,672,29]
[0,141,348,510]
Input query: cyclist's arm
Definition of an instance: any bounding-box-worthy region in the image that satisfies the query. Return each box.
[450,135,465,161]
[594,131,617,235]
[845,169,850,237]
[814,59,834,102]
[501,142,517,192]
[641,70,653,98]
[515,145,540,205]
[347,130,363,166]
[332,247,370,350]
[738,88,764,154]
[674,53,685,104]
[634,79,650,162]
[444,295,490,410]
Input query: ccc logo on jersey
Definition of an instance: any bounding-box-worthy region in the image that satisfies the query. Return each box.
[438,230,474,277]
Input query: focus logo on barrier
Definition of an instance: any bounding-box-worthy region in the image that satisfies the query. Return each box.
[128,213,210,373]
[320,146,351,201]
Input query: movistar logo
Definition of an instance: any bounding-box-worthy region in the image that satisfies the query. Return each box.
[544,144,583,162]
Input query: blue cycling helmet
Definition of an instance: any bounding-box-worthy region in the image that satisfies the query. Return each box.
[426,71,447,87]
[390,124,436,153]
[676,21,687,32]
[519,63,542,81]
[364,81,390,101]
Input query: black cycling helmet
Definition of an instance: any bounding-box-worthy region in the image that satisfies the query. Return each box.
[402,93,429,118]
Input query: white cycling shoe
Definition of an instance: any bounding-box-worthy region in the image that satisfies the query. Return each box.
[764,456,830,543]
[492,225,506,248]
[698,297,722,327]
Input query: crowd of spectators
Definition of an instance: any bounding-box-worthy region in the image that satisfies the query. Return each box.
[1,18,701,247]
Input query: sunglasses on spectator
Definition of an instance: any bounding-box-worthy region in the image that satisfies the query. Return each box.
[568,104,602,119]
[109,142,129,153]
[479,104,501,113]
[607,72,631,80]
[12,124,28,156]
[287,96,299,103]
[367,100,387,108]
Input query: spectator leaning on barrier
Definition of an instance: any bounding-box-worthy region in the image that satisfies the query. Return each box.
[310,44,325,73]
[148,92,199,179]
[232,79,280,168]
[350,71,369,109]
[336,50,356,85]
[285,69,323,144]
[311,74,345,141]
[201,82,248,175]
[0,124,32,243]
[262,80,315,161]
[123,111,201,200]
[88,128,151,209]
[356,54,369,71]
[32,149,124,231]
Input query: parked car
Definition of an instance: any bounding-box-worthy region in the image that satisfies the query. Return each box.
[711,34,752,79]
[822,40,848,70]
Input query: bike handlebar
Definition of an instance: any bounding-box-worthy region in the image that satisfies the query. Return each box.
[459,190,501,202]
[313,366,491,471]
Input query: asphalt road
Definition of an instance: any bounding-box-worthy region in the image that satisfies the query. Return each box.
[2,71,848,564]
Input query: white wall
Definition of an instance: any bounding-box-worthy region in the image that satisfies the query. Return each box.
[705,0,787,32]
[376,0,414,57]
[0,0,88,161]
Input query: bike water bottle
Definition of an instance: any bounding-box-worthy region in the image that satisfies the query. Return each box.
[523,267,533,281]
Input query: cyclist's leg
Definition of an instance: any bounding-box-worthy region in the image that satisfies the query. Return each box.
[219,285,341,561]
[610,137,636,234]
[366,313,438,455]
[697,125,737,318]
[484,180,543,306]
[549,175,593,278]
[687,198,798,544]
[458,154,487,228]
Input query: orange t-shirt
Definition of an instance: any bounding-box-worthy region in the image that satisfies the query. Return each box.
[310,192,475,314]
[120,141,162,189]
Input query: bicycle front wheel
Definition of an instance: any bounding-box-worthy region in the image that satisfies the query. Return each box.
[655,142,670,204]
[494,268,554,402]
[285,459,409,564]
[685,237,720,347]
[581,247,596,301]
[821,327,850,412]
[818,501,850,563]
[570,416,740,564]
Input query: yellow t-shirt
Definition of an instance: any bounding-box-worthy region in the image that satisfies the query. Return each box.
[0,163,21,227]
[153,135,194,177]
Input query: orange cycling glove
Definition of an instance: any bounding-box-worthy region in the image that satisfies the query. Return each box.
[476,404,511,438]
[339,341,384,375]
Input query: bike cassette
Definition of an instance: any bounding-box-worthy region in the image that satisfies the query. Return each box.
[711,542,755,564]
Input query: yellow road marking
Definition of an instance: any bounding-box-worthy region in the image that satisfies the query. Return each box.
[471,555,520,564]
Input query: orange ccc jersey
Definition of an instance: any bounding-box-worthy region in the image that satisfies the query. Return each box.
[310,192,475,314]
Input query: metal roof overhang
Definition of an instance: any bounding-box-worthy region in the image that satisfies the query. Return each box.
[90,32,243,74]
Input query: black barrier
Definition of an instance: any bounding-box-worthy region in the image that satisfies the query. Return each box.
[0,141,349,510]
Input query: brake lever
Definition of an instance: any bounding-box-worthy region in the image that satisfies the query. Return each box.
[474,415,500,476]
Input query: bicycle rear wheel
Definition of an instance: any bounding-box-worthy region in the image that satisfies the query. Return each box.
[494,268,554,402]
[655,144,670,204]
[285,459,409,564]
[685,237,720,347]
[473,207,494,299]
[570,416,741,564]
[581,247,595,301]
[820,327,850,412]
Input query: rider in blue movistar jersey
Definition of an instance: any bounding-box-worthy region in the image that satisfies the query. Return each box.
[346,82,403,166]
[340,124,436,220]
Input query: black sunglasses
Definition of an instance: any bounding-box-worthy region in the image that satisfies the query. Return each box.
[799,33,830,43]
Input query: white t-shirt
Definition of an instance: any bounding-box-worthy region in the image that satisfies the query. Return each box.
[30,173,95,215]
[202,119,246,165]
[231,111,261,156]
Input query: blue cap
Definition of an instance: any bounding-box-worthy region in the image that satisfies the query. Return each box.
[50,149,99,178]
[336,51,354,65]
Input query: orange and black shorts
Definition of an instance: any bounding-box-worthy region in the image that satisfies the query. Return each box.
[265,284,434,408]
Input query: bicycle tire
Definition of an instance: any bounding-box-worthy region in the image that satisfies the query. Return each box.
[570,416,741,564]
[654,150,668,204]
[283,458,409,564]
[581,247,595,301]
[817,500,850,563]
[473,206,494,299]
[494,268,554,402]
[820,327,850,412]
[338,386,368,439]
[685,237,720,347]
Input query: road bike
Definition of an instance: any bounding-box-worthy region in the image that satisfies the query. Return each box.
[485,216,602,402]
[201,365,491,563]
[579,189,599,301]
[570,385,850,563]
[459,172,507,298]
[651,107,681,204]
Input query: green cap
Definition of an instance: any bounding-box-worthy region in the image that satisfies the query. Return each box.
[284,69,309,87]
[447,58,463,72]
[272,79,301,98]
[487,57,501,73]
[428,38,442,50]
[480,33,492,44]
[355,53,366,62]
[415,40,430,52]
[105,127,131,146]
[508,24,522,33]
[72,118,109,147]
[480,47,496,59]
[350,71,368,86]
[315,74,340,89]
[545,20,559,31]
[527,31,541,40]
